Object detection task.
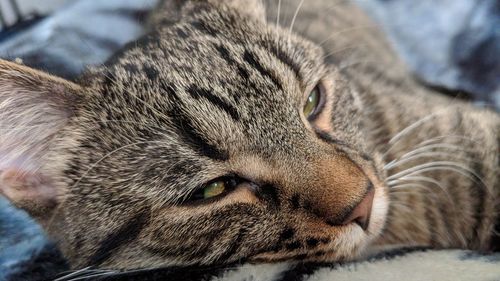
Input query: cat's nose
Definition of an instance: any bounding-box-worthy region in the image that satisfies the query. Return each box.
[298,156,374,230]
[340,185,374,230]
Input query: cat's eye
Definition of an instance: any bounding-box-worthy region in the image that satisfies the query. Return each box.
[187,176,241,203]
[203,180,226,199]
[303,84,323,119]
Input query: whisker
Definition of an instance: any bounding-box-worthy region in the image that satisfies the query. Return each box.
[0,119,173,133]
[288,0,305,42]
[383,134,479,168]
[66,271,117,281]
[54,268,93,281]
[70,140,167,190]
[389,175,444,189]
[55,268,115,281]
[387,161,473,181]
[318,24,376,47]
[386,161,491,195]
[389,176,467,246]
[382,91,466,160]
[415,135,478,148]
[322,44,365,60]
[384,150,476,171]
[389,183,442,200]
[276,0,281,26]
[339,59,379,71]
[382,113,442,158]
[389,175,456,209]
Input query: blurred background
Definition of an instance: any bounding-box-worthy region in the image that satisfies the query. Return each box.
[0,0,156,79]
[0,0,68,27]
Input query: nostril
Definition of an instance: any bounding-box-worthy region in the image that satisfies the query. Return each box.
[341,187,375,230]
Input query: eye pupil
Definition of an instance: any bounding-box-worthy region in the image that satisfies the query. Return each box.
[303,86,320,118]
[203,180,226,199]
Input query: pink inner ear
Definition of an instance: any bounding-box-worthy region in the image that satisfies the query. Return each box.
[0,168,57,207]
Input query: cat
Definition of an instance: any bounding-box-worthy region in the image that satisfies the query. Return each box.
[0,0,498,274]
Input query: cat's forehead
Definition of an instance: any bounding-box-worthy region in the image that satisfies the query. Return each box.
[81,4,335,180]
[97,11,326,133]
[106,4,325,92]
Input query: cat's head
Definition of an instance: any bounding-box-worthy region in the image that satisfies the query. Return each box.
[0,0,388,269]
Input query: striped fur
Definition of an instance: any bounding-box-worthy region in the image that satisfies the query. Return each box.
[0,0,498,274]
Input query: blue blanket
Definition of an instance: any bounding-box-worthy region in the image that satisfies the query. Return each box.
[0,196,67,281]
[356,0,500,109]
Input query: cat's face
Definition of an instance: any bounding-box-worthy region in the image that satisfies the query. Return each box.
[0,0,388,269]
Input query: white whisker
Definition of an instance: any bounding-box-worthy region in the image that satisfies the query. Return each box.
[384,150,474,171]
[55,268,114,281]
[318,24,375,47]
[66,271,117,281]
[276,0,282,26]
[382,112,442,158]
[288,0,305,42]
[54,267,93,281]
[389,183,441,199]
[389,175,456,208]
[70,140,166,190]
[389,175,443,189]
[322,44,365,60]
[386,161,491,195]
[415,134,478,148]
[387,161,471,181]
[0,119,170,133]
[339,59,378,70]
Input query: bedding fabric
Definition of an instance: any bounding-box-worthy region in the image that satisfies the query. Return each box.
[33,249,500,281]
[0,0,499,280]
[356,0,500,110]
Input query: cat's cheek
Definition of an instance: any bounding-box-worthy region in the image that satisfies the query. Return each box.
[365,181,389,240]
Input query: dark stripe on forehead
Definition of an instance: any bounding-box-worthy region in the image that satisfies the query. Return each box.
[243,50,283,90]
[172,106,229,161]
[161,82,230,161]
[214,44,250,80]
[88,210,149,266]
[187,84,241,121]
[268,44,303,81]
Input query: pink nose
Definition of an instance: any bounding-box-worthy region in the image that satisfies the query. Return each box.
[341,187,375,230]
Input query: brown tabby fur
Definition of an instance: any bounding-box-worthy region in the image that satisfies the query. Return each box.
[0,0,498,270]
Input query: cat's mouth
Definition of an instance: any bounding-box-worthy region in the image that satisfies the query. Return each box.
[248,224,368,263]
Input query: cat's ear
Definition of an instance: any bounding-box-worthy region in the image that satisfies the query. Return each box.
[0,59,82,217]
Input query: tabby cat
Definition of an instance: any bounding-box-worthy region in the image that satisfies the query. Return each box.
[0,0,498,273]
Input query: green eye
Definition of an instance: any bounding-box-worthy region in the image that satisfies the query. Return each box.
[203,180,226,199]
[303,85,321,118]
[186,176,241,203]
